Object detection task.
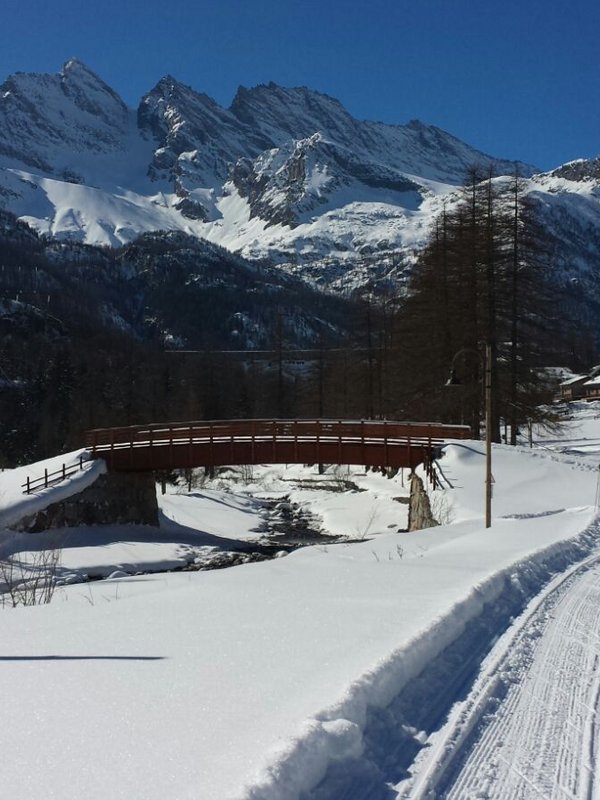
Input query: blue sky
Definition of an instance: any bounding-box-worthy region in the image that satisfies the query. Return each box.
[1,0,598,170]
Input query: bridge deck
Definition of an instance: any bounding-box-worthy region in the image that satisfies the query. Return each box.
[85,419,471,474]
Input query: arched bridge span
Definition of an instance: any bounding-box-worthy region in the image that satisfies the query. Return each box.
[85,419,471,475]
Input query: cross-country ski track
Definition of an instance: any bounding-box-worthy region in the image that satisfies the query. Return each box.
[402,544,600,800]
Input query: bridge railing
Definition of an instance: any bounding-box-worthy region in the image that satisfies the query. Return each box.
[84,418,470,475]
[85,418,471,452]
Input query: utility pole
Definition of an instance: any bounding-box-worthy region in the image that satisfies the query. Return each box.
[276,312,284,418]
[446,343,493,528]
[485,342,493,528]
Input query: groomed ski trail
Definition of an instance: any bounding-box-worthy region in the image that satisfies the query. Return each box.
[407,554,600,800]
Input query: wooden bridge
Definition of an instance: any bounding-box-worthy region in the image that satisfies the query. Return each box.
[85,419,471,476]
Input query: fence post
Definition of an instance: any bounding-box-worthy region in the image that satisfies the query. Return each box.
[44,468,48,488]
[361,420,365,466]
[384,422,389,467]
[316,419,320,465]
[292,419,297,463]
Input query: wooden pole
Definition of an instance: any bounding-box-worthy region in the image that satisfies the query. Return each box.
[485,342,493,528]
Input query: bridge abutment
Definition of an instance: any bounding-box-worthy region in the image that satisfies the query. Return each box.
[13,470,159,532]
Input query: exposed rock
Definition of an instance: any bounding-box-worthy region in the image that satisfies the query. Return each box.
[2,58,598,309]
[173,196,209,221]
[407,474,439,532]
[549,157,600,183]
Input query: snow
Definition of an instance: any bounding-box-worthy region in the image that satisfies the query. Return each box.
[561,373,588,386]
[436,558,600,799]
[2,62,598,296]
[9,153,599,301]
[0,161,448,261]
[1,405,600,798]
[0,448,105,529]
[0,61,553,283]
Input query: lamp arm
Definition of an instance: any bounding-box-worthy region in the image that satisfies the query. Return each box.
[449,346,485,373]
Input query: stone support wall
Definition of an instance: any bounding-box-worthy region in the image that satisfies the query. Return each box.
[13,471,159,532]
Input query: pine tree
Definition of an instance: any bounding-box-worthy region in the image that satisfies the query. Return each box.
[397,167,561,441]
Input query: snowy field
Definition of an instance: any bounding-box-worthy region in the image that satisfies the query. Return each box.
[2,402,600,799]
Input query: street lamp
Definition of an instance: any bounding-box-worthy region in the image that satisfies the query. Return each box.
[446,344,493,528]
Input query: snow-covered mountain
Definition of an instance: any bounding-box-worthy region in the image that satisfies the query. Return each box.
[0,59,599,293]
[0,59,129,174]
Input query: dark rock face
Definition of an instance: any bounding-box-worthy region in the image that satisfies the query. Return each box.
[549,157,600,183]
[4,57,598,308]
[229,82,367,147]
[173,196,209,221]
[231,135,340,227]
[137,75,267,186]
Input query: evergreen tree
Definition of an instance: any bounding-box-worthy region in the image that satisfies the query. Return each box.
[397,168,562,441]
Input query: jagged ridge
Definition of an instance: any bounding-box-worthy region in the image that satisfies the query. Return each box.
[0,59,598,299]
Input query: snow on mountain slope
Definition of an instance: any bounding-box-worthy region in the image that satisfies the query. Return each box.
[2,168,185,246]
[231,82,534,185]
[138,75,270,191]
[0,59,129,174]
[0,59,598,294]
[524,162,600,296]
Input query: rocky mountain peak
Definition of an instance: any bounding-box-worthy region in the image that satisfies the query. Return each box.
[548,157,600,183]
[60,57,128,127]
[230,82,362,147]
[0,59,571,281]
[138,74,266,188]
[62,57,105,82]
[138,74,243,152]
[144,74,219,109]
[0,60,129,175]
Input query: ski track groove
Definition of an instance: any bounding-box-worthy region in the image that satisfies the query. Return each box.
[435,561,600,800]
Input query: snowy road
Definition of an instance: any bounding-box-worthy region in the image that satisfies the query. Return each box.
[408,554,600,800]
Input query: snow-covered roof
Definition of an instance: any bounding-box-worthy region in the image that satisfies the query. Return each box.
[560,364,600,387]
[560,374,589,386]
